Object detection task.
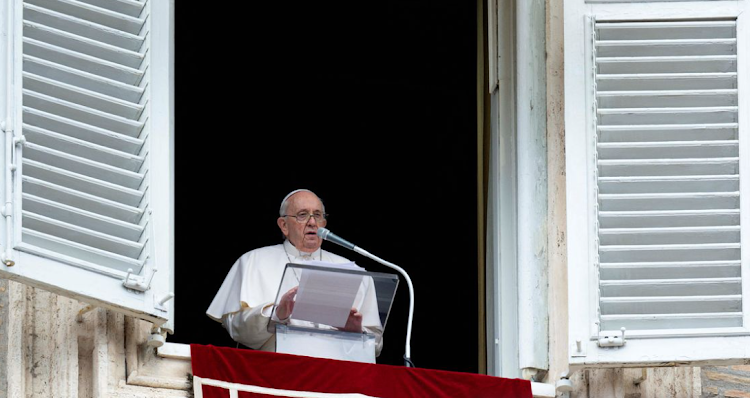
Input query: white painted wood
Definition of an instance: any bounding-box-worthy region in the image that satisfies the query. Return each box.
[22,173,144,221]
[26,0,146,35]
[23,73,145,119]
[23,90,145,136]
[23,3,146,51]
[487,0,498,93]
[486,0,521,380]
[486,83,501,377]
[23,124,144,169]
[146,0,176,333]
[23,37,144,84]
[1,0,14,268]
[0,0,175,328]
[24,193,144,239]
[736,5,750,339]
[22,106,145,153]
[23,55,145,103]
[23,20,144,67]
[566,0,750,368]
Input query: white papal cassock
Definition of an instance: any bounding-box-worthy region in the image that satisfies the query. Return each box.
[207,240,383,355]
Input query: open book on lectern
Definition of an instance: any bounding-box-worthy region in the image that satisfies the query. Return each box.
[266,261,399,362]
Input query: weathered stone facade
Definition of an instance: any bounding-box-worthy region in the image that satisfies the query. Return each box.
[702,366,750,398]
[0,279,190,398]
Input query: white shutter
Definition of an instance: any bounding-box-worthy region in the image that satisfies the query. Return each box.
[595,20,742,334]
[565,1,750,367]
[0,0,173,327]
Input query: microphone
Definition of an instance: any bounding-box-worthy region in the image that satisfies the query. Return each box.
[316,227,355,250]
[316,226,416,367]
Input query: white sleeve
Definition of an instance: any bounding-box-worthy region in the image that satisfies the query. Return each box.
[222,304,275,350]
[363,325,384,357]
[359,276,384,357]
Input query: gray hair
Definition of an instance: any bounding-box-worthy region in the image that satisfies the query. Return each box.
[279,189,325,216]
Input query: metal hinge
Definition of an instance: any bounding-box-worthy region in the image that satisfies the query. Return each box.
[597,327,627,348]
[122,267,156,292]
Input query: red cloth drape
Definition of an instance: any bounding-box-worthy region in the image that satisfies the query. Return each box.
[191,344,532,398]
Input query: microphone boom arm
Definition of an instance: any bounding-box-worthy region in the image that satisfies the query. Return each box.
[317,227,415,367]
[352,246,415,367]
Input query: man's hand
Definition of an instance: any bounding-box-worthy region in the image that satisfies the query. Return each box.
[276,286,298,320]
[342,307,363,333]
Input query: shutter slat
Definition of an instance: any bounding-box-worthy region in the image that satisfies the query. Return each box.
[599,158,738,177]
[23,90,144,137]
[597,90,737,108]
[596,39,736,58]
[597,73,738,91]
[599,192,739,212]
[23,107,144,154]
[21,229,143,273]
[23,175,143,223]
[596,21,736,41]
[600,313,743,331]
[598,123,738,143]
[25,0,146,35]
[24,73,144,119]
[600,277,742,296]
[23,160,142,207]
[599,175,738,194]
[598,141,738,159]
[599,243,740,263]
[24,3,145,51]
[24,124,145,172]
[599,209,740,228]
[73,0,145,18]
[23,38,144,85]
[24,55,144,103]
[597,107,738,125]
[601,295,742,315]
[24,193,143,241]
[597,55,736,74]
[600,261,742,279]
[23,21,144,68]
[24,142,144,189]
[599,226,740,245]
[23,211,145,258]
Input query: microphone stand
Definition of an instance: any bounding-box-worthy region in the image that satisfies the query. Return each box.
[317,228,415,367]
[352,246,415,368]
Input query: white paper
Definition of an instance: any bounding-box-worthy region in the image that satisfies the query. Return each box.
[292,262,364,328]
[299,260,364,271]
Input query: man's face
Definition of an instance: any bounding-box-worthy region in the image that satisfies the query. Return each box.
[277,191,327,252]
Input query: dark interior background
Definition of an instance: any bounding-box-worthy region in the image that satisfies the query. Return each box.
[173,2,479,373]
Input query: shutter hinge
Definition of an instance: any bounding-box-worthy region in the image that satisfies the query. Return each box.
[122,266,156,292]
[10,135,25,172]
[597,326,627,348]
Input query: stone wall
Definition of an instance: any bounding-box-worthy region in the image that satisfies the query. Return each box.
[702,366,750,398]
[0,279,191,398]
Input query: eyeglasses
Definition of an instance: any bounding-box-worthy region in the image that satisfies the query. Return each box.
[283,211,328,224]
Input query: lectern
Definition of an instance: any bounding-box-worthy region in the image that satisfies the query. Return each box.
[267,263,399,363]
